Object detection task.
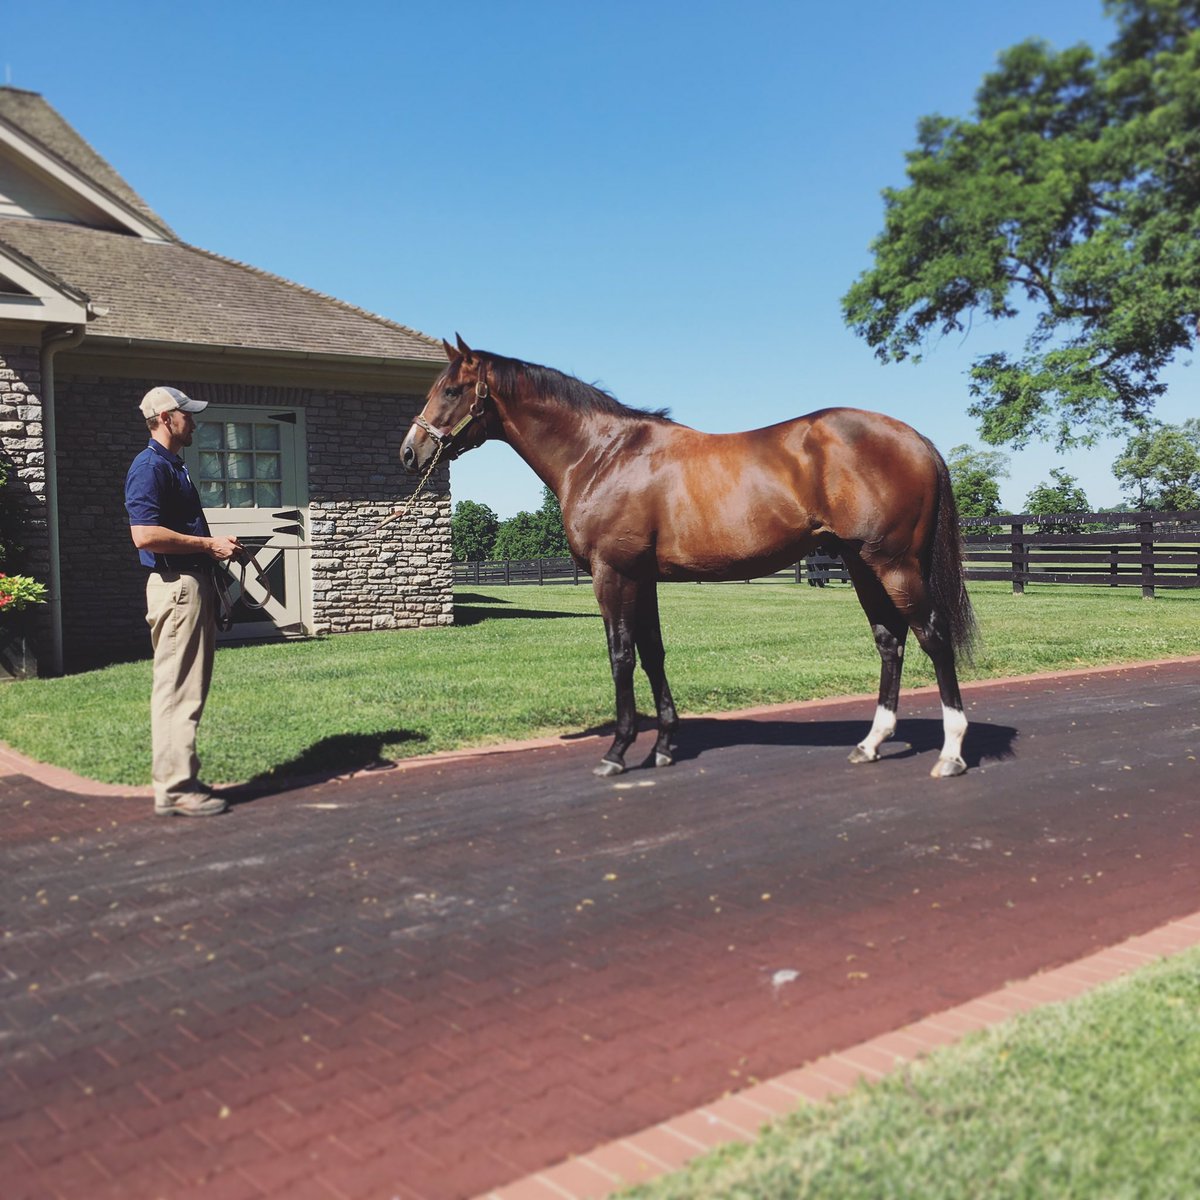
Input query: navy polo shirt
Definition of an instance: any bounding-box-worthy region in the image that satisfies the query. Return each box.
[124,439,212,571]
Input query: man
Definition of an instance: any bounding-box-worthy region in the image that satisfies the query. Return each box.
[125,386,242,817]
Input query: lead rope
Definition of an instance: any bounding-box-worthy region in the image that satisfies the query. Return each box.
[214,439,448,630]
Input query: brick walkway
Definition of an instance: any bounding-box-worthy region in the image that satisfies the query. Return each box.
[3,659,1198,1200]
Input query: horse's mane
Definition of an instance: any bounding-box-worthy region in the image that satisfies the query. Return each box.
[474,351,673,423]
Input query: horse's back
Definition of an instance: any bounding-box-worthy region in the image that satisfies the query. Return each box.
[666,405,939,526]
[566,407,943,581]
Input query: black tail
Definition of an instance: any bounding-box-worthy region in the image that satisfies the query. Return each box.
[924,439,977,662]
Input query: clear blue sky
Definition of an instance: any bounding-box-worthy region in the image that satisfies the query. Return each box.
[5,0,1192,518]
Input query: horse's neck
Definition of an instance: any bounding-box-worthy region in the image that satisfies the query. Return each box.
[498,396,617,498]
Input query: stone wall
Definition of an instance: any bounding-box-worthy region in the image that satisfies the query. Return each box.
[297,384,453,634]
[0,344,51,666]
[0,342,453,672]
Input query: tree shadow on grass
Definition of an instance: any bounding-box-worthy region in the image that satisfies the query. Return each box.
[564,715,1017,771]
[223,729,426,803]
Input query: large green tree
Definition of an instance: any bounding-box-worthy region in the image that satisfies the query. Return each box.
[946,444,1010,518]
[1112,417,1200,508]
[450,500,499,562]
[843,0,1200,451]
[1025,467,1091,514]
[1024,467,1092,531]
[491,487,571,560]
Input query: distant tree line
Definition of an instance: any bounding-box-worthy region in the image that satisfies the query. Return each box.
[948,419,1200,532]
[451,485,571,563]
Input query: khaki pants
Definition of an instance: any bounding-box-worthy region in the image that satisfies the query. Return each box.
[146,568,216,807]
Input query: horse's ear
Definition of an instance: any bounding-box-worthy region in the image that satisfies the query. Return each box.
[442,338,459,361]
[455,333,474,358]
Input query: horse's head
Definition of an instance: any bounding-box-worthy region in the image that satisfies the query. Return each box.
[401,335,496,474]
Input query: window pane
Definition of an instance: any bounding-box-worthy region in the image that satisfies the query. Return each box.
[228,482,255,508]
[256,481,281,507]
[199,480,226,507]
[226,453,253,480]
[254,453,280,480]
[198,451,223,480]
[254,424,280,450]
[226,423,253,451]
[195,423,224,449]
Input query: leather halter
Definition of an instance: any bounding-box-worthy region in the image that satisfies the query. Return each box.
[412,380,490,459]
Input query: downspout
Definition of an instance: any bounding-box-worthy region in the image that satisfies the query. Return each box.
[39,323,87,676]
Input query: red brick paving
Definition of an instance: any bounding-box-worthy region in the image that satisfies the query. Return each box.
[2,658,1199,1200]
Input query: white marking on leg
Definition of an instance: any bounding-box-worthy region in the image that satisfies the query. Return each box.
[856,705,897,760]
[941,704,968,764]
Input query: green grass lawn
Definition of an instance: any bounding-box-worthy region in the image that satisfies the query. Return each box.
[621,945,1200,1200]
[1,581,1197,786]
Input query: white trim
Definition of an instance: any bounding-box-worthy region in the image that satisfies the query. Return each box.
[0,119,169,241]
[0,243,88,324]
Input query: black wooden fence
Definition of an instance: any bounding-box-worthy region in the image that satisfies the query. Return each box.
[453,510,1200,598]
[960,510,1200,597]
[453,554,851,587]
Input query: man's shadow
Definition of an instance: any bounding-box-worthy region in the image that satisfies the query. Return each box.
[222,729,424,804]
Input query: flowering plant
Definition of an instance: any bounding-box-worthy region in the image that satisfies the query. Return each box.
[0,572,47,613]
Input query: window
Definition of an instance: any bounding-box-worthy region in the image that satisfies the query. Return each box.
[194,420,283,509]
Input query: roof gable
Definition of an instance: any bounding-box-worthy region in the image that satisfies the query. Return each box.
[0,87,174,238]
[0,88,442,365]
[0,218,442,361]
[0,234,90,325]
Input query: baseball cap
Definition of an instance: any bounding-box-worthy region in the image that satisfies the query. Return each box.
[139,386,208,418]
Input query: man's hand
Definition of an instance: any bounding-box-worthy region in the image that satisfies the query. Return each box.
[207,536,243,562]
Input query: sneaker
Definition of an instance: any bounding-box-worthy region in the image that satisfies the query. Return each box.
[155,793,228,817]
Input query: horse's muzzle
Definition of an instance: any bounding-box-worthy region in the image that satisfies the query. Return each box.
[400,427,427,474]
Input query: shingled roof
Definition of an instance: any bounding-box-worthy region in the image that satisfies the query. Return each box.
[0,88,175,238]
[0,87,443,364]
[0,218,444,360]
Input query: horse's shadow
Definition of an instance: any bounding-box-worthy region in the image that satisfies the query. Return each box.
[222,729,425,804]
[454,604,594,626]
[454,593,595,626]
[569,715,1017,771]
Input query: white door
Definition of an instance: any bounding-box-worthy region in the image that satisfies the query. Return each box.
[184,406,311,641]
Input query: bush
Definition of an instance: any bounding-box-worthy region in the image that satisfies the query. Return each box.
[0,454,47,613]
[0,572,47,613]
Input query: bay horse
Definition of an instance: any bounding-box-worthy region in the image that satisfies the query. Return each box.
[401,337,976,779]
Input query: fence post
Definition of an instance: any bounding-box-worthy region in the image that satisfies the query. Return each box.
[504,559,511,585]
[1010,523,1025,595]
[1109,545,1119,587]
[538,558,544,585]
[1139,518,1155,599]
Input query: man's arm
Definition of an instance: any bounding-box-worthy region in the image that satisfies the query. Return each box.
[130,526,242,561]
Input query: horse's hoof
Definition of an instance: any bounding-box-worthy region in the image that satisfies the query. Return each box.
[655,751,675,768]
[930,755,967,778]
[848,745,879,765]
[594,759,625,777]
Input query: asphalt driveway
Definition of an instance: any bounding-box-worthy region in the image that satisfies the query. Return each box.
[3,658,1198,1200]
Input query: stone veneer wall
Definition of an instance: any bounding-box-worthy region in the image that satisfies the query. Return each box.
[0,344,453,672]
[294,383,453,634]
[0,344,52,661]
